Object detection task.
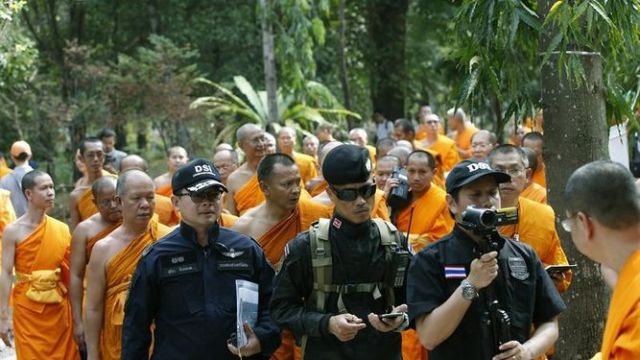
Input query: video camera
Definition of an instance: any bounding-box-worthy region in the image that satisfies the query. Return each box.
[460,207,518,236]
[387,167,410,210]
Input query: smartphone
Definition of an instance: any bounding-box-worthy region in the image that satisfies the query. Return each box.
[378,312,404,320]
[545,264,577,274]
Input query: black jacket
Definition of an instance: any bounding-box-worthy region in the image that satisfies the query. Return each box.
[121,222,280,360]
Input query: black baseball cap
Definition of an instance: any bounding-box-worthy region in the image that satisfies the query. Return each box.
[446,159,511,194]
[172,158,227,194]
[322,144,372,185]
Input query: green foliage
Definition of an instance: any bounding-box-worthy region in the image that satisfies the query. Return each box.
[191,75,360,144]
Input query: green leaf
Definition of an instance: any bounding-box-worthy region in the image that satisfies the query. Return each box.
[516,8,541,32]
[589,1,613,27]
[311,17,325,46]
[233,75,268,122]
[541,32,563,67]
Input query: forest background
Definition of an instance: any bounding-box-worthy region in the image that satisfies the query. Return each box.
[3,1,640,358]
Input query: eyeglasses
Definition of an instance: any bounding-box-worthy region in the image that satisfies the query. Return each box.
[425,120,439,125]
[177,189,223,204]
[249,136,268,146]
[331,184,377,201]
[561,214,576,232]
[493,167,525,177]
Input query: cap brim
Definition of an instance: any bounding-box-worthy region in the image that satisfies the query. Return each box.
[186,179,228,193]
[451,171,511,192]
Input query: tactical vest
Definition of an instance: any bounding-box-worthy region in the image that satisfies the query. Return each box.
[307,218,408,314]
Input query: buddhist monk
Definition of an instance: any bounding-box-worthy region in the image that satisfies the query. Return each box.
[315,123,336,145]
[213,148,240,185]
[374,156,400,191]
[226,124,268,215]
[393,119,418,149]
[416,114,461,172]
[69,176,122,354]
[121,154,181,227]
[470,129,497,161]
[349,128,377,166]
[520,147,547,204]
[522,132,546,188]
[488,145,571,292]
[414,105,433,141]
[265,132,277,155]
[153,145,188,197]
[0,152,11,180]
[447,107,478,159]
[233,153,330,360]
[84,170,171,360]
[385,150,454,360]
[277,127,318,186]
[564,161,640,360]
[0,170,79,359]
[376,138,396,161]
[0,189,15,246]
[69,137,109,231]
[387,146,411,168]
[302,134,319,160]
[391,150,454,252]
[215,143,234,152]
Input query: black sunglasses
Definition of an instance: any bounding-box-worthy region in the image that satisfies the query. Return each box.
[331,184,377,201]
[176,189,223,204]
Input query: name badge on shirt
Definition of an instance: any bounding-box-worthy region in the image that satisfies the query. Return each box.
[508,257,529,280]
[217,259,253,272]
[160,252,200,278]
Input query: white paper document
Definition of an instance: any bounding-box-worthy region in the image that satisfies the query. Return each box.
[236,279,259,348]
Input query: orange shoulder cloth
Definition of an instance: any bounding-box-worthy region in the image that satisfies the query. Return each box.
[234,174,265,215]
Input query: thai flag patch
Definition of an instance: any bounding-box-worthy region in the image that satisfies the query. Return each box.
[444,266,466,279]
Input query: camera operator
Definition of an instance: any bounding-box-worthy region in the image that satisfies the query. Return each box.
[386,150,453,253]
[407,159,565,360]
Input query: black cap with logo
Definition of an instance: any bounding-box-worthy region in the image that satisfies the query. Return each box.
[322,144,372,185]
[171,158,228,195]
[445,159,511,194]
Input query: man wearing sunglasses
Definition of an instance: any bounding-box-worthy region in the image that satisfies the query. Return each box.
[270,144,411,360]
[564,161,640,360]
[122,159,280,359]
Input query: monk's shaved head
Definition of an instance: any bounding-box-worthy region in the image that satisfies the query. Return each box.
[78,137,103,156]
[216,143,233,152]
[407,150,436,169]
[278,127,296,137]
[21,170,49,194]
[119,155,149,173]
[387,146,411,167]
[318,141,342,166]
[236,123,263,144]
[167,146,187,157]
[565,161,640,230]
[378,155,400,169]
[471,130,497,145]
[257,153,297,183]
[116,169,154,198]
[92,176,117,198]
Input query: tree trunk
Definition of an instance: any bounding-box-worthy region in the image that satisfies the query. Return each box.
[337,0,355,129]
[540,2,610,355]
[260,0,279,124]
[366,0,409,120]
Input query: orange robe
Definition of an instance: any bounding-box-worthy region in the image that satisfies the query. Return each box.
[420,135,461,172]
[259,199,330,360]
[85,221,121,262]
[598,250,640,360]
[156,183,173,197]
[219,212,238,227]
[78,188,99,221]
[454,126,478,159]
[0,166,11,179]
[499,197,571,292]
[99,218,171,360]
[366,145,377,167]
[309,179,328,197]
[521,182,547,204]
[12,216,79,360]
[0,189,16,246]
[235,174,265,216]
[395,185,453,253]
[154,194,181,227]
[532,163,547,188]
[293,152,318,186]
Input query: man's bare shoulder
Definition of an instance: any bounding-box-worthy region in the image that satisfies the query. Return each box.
[79,214,113,239]
[4,217,36,244]
[70,186,90,202]
[312,191,332,207]
[227,164,253,192]
[154,173,170,185]
[232,206,261,231]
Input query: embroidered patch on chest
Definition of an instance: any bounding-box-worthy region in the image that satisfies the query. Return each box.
[508,257,529,280]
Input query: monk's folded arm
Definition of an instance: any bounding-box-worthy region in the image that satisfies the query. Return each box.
[84,244,108,359]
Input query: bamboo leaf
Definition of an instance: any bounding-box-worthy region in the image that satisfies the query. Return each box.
[233,75,268,122]
[589,1,613,27]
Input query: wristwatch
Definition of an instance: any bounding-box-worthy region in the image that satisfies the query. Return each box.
[460,279,479,301]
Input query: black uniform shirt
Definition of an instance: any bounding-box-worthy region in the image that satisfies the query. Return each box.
[269,213,409,360]
[121,222,280,360]
[407,226,566,360]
